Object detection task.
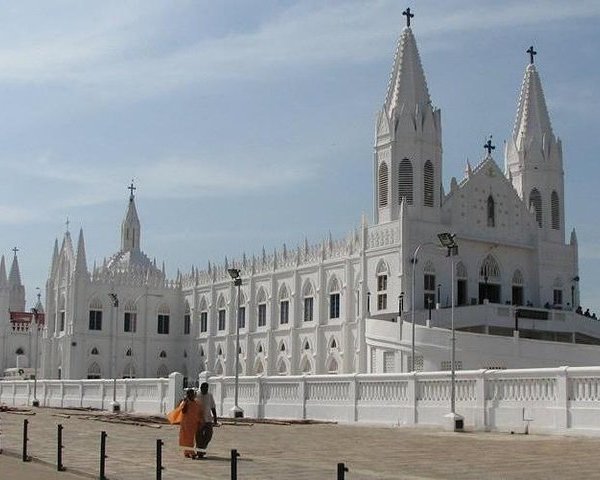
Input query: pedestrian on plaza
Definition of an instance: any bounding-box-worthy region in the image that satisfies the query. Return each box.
[195,382,218,457]
[178,388,205,459]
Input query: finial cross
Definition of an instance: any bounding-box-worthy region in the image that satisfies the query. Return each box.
[128,180,136,199]
[65,216,70,232]
[527,45,537,64]
[12,246,19,256]
[484,136,495,156]
[402,7,414,27]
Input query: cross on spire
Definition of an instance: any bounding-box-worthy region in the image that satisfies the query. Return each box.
[527,45,537,64]
[402,7,414,27]
[484,136,495,156]
[12,246,19,257]
[128,180,136,200]
[65,216,70,232]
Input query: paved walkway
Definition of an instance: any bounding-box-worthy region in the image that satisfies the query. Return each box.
[3,408,600,479]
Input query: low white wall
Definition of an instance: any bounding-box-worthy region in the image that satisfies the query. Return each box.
[208,367,600,435]
[0,373,183,414]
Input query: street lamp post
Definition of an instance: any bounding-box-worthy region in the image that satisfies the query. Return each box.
[437,232,463,432]
[31,290,42,407]
[228,268,244,419]
[410,242,435,372]
[108,293,120,413]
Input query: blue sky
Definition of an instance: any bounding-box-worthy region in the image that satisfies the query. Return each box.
[1,0,599,312]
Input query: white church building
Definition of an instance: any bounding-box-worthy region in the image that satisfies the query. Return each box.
[40,16,600,382]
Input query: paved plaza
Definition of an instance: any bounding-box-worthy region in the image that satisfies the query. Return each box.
[2,409,600,479]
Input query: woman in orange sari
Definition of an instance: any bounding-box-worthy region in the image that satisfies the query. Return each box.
[179,388,205,458]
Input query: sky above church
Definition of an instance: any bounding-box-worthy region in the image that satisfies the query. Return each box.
[1,0,600,313]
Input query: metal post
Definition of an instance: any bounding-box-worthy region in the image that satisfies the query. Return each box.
[234,281,241,415]
[100,431,107,480]
[32,307,40,407]
[230,449,240,480]
[57,424,65,471]
[450,257,456,416]
[156,439,164,480]
[22,419,30,462]
[337,462,349,479]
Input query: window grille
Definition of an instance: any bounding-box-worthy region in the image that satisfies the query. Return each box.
[303,297,314,322]
[378,162,389,207]
[329,293,340,319]
[157,314,170,334]
[383,351,395,373]
[124,312,137,333]
[200,311,208,332]
[551,191,560,230]
[398,159,413,205]
[89,310,102,331]
[258,304,267,327]
[424,161,434,207]
[238,306,246,329]
[280,300,289,324]
[217,309,226,331]
[529,188,542,227]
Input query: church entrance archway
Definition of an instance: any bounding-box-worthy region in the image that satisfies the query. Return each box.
[479,283,501,304]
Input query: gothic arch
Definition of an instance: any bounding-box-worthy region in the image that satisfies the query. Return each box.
[158,303,170,315]
[456,262,467,279]
[122,363,136,378]
[487,195,495,227]
[214,360,224,376]
[90,346,99,356]
[156,364,169,378]
[326,356,340,374]
[123,299,137,312]
[299,355,313,374]
[398,158,413,205]
[125,347,132,357]
[89,297,103,309]
[328,335,339,350]
[328,275,340,293]
[159,350,167,358]
[423,261,436,274]
[279,283,290,300]
[254,357,265,375]
[302,280,314,297]
[512,269,524,285]
[376,260,389,275]
[378,162,389,207]
[276,357,289,375]
[479,255,501,280]
[256,287,267,304]
[216,295,226,310]
[255,341,264,354]
[87,362,101,379]
[302,338,312,351]
[278,339,288,353]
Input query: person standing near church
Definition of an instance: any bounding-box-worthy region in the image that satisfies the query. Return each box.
[179,388,205,458]
[195,382,218,457]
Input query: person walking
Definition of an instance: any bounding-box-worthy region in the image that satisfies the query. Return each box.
[178,388,205,458]
[195,382,218,457]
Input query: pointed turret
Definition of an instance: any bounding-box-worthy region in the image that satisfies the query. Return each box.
[121,181,141,252]
[49,239,59,277]
[384,26,431,120]
[0,255,6,288]
[74,228,89,275]
[9,250,22,287]
[506,46,564,239]
[8,249,25,312]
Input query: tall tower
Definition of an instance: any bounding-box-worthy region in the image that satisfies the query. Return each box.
[8,248,25,312]
[374,8,442,224]
[121,181,141,252]
[506,46,565,242]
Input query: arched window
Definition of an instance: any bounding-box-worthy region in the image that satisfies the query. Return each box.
[512,269,524,306]
[300,356,313,374]
[257,288,267,327]
[217,295,226,331]
[183,301,191,335]
[378,162,389,207]
[529,188,542,227]
[303,339,311,350]
[479,255,501,304]
[487,195,495,227]
[277,358,289,376]
[279,284,290,325]
[159,350,167,358]
[327,357,339,374]
[423,261,436,309]
[199,296,208,333]
[125,347,132,357]
[156,364,169,378]
[303,281,314,322]
[15,347,24,355]
[157,303,170,335]
[90,347,99,356]
[480,255,501,280]
[423,160,434,207]
[328,277,341,319]
[376,261,388,310]
[87,362,101,379]
[123,300,137,333]
[329,336,338,350]
[123,363,136,378]
[237,291,246,329]
[551,191,560,230]
[255,359,264,375]
[89,297,103,331]
[398,159,413,205]
[279,341,286,352]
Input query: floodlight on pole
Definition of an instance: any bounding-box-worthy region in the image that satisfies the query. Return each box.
[108,292,120,413]
[437,232,463,432]
[228,268,244,418]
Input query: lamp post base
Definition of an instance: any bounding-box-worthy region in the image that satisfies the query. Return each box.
[443,412,464,432]
[32,399,40,407]
[230,406,244,419]
[110,401,121,413]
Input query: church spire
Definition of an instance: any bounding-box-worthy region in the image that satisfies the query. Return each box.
[121,180,141,252]
[74,228,88,274]
[384,10,431,119]
[9,247,22,286]
[512,46,555,152]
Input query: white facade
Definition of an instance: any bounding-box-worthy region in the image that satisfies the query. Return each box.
[40,20,599,381]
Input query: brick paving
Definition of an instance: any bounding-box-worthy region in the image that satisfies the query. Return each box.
[2,408,600,479]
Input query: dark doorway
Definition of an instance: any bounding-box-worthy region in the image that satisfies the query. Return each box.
[457,280,468,306]
[512,286,524,306]
[479,283,501,304]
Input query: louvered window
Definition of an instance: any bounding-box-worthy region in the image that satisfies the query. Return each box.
[398,159,413,205]
[378,163,389,207]
[551,191,560,230]
[423,160,434,207]
[529,188,542,227]
[487,195,495,227]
